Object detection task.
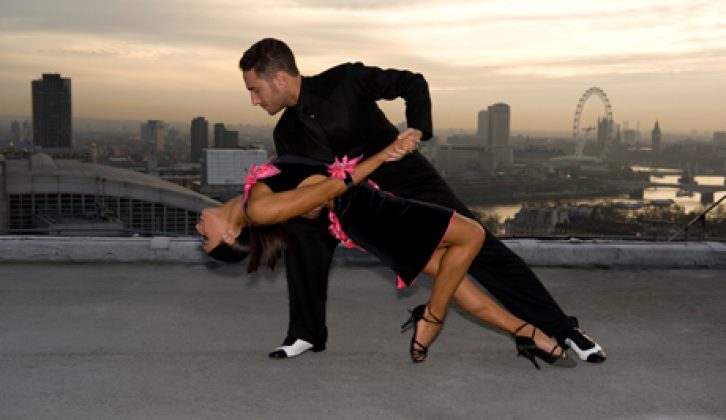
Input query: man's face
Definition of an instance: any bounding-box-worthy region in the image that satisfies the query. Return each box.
[242,69,286,115]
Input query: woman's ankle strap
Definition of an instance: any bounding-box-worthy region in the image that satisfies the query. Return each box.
[424,304,444,324]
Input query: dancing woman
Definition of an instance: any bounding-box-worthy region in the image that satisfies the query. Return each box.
[197,137,572,367]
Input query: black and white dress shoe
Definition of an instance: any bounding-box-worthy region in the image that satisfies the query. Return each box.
[556,327,606,363]
[268,339,314,359]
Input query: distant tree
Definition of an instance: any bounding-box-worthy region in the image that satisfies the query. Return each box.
[474,210,504,235]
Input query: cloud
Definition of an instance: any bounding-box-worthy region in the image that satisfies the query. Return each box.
[289,0,423,8]
[493,48,726,79]
[1,0,725,129]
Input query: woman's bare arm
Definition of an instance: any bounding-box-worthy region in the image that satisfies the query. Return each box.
[245,137,413,225]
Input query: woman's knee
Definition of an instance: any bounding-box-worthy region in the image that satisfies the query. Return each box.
[465,219,485,252]
[444,214,485,256]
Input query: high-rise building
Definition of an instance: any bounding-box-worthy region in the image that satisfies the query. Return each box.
[165,127,179,150]
[487,103,512,168]
[651,120,661,154]
[141,120,165,172]
[613,126,622,146]
[214,123,226,148]
[141,120,165,153]
[201,148,267,186]
[477,110,488,140]
[21,121,32,143]
[713,131,726,148]
[10,121,21,143]
[200,148,267,199]
[32,73,72,148]
[488,103,510,147]
[436,144,487,177]
[213,123,239,148]
[223,130,239,148]
[597,117,612,154]
[190,117,208,163]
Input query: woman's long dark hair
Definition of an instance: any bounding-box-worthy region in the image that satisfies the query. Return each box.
[208,224,287,273]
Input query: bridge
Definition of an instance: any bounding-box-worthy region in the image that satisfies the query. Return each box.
[605,180,726,204]
[632,168,685,176]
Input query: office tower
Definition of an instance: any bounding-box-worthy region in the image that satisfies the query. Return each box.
[487,103,512,168]
[202,149,268,186]
[21,121,32,143]
[141,120,165,153]
[141,120,165,171]
[613,126,622,145]
[32,73,72,148]
[713,131,726,148]
[89,143,98,164]
[436,144,487,177]
[223,130,238,148]
[214,123,226,148]
[597,117,611,153]
[651,120,661,154]
[213,123,239,149]
[166,127,179,150]
[477,110,488,140]
[10,121,21,143]
[605,125,627,163]
[488,103,509,147]
[190,117,208,163]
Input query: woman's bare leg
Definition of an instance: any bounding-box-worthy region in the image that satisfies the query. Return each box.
[422,249,564,356]
[410,213,484,359]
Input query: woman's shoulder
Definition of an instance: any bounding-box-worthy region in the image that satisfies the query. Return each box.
[260,155,328,192]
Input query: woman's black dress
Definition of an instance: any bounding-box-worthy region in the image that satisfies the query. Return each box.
[258,155,455,287]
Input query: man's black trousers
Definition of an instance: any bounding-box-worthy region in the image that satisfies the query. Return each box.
[281,152,578,348]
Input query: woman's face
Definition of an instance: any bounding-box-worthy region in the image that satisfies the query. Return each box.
[196,207,228,253]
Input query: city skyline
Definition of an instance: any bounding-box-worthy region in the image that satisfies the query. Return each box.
[1,0,725,132]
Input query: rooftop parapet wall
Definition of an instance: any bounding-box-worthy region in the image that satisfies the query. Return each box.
[1,236,724,268]
[0,236,208,264]
[505,238,726,268]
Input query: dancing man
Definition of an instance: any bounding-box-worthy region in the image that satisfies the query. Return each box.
[238,37,606,363]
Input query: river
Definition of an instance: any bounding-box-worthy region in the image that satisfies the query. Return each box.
[472,168,726,222]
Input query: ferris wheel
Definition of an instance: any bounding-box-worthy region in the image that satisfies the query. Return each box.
[572,87,613,157]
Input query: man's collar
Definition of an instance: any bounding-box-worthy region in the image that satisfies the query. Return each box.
[295,76,315,116]
[295,76,312,114]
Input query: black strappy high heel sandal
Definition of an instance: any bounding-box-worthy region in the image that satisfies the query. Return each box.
[401,303,443,363]
[512,322,576,369]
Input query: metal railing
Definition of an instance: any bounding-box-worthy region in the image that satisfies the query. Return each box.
[667,195,726,242]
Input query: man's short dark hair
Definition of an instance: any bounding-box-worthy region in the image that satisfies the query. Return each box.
[239,38,299,78]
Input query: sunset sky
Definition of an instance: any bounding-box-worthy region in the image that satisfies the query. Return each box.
[1,0,724,133]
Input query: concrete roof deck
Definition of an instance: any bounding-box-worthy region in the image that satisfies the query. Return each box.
[1,261,725,419]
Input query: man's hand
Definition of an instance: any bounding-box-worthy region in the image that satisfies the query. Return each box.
[397,127,423,144]
[385,128,422,162]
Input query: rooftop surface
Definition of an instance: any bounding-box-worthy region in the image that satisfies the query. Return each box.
[1,261,725,419]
